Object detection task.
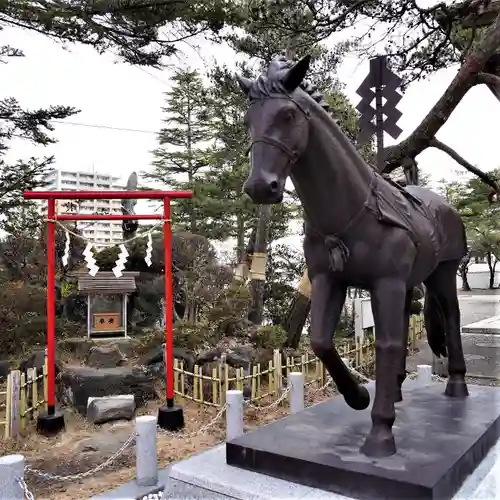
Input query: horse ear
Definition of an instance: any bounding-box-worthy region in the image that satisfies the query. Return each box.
[236,75,253,95]
[283,55,312,92]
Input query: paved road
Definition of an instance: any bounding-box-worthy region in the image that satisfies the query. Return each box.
[407,290,500,382]
[458,290,500,326]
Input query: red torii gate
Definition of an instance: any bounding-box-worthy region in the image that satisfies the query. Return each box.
[24,189,192,434]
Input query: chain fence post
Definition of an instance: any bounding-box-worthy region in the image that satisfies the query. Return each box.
[226,390,243,441]
[135,415,158,487]
[0,454,25,499]
[288,372,305,414]
[417,364,432,385]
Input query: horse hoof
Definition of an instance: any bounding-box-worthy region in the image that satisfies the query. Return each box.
[360,429,396,458]
[445,380,469,398]
[343,385,370,411]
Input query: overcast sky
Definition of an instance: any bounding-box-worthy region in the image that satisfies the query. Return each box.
[2,22,498,244]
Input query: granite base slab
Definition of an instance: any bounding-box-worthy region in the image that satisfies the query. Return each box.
[91,466,231,500]
[225,382,500,500]
[170,441,500,500]
[462,316,500,334]
[90,469,168,500]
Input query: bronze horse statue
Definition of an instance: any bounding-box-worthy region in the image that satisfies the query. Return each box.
[237,55,468,458]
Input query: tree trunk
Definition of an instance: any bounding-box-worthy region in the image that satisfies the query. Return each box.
[248,205,271,325]
[186,93,197,233]
[283,293,311,349]
[458,249,472,291]
[486,252,495,289]
[461,268,471,291]
[384,13,500,176]
[236,212,245,262]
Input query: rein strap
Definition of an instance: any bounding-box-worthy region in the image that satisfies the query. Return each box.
[247,136,299,162]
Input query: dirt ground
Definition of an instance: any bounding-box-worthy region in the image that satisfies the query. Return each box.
[0,383,338,499]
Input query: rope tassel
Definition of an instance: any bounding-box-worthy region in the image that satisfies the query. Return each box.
[82,243,99,276]
[61,230,70,267]
[324,235,350,273]
[45,218,163,274]
[144,233,153,267]
[113,244,129,278]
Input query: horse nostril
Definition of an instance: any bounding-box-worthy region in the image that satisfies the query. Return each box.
[270,181,279,192]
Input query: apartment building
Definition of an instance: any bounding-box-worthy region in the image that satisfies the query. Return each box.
[42,168,125,248]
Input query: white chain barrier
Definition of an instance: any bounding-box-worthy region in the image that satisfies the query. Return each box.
[245,385,291,411]
[25,431,137,482]
[157,403,228,438]
[17,477,35,500]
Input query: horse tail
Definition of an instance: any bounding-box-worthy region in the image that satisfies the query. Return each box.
[424,291,447,358]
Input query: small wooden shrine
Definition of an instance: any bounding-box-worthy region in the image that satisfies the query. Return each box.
[72,271,140,338]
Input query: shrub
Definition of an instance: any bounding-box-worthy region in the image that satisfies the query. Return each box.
[173,321,215,351]
[136,320,217,357]
[206,283,252,335]
[0,281,85,356]
[253,324,287,349]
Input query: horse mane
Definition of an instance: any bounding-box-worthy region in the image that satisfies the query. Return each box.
[249,54,330,113]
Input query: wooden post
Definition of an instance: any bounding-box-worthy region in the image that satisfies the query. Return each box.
[5,373,12,439]
[10,370,21,438]
[212,367,218,406]
[32,368,39,418]
[19,372,26,432]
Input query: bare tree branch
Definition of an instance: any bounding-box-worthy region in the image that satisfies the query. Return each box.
[383,12,500,172]
[476,70,500,85]
[429,138,500,196]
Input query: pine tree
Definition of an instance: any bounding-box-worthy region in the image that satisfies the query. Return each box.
[2,0,237,66]
[202,64,297,251]
[147,69,213,234]
[0,95,78,230]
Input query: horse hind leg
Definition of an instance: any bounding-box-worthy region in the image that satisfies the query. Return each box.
[309,274,370,411]
[424,259,468,398]
[395,291,412,403]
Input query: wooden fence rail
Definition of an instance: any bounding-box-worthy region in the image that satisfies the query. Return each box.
[0,315,424,438]
[173,315,425,408]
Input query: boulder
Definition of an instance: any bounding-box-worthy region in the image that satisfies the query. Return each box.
[59,338,141,361]
[85,346,128,368]
[86,395,135,424]
[0,360,10,381]
[195,348,223,365]
[19,349,61,375]
[108,339,140,359]
[137,346,195,373]
[60,366,155,415]
[226,347,254,369]
[58,338,95,359]
[196,338,256,368]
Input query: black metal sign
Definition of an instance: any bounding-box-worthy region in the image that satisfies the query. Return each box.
[356,55,403,170]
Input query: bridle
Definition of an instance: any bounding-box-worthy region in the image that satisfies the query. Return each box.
[245,95,310,164]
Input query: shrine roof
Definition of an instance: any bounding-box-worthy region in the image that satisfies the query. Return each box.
[71,271,140,295]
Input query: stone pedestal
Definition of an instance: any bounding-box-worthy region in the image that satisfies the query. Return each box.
[226,382,500,500]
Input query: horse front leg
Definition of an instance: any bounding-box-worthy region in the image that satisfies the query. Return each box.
[361,278,407,458]
[310,273,370,410]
